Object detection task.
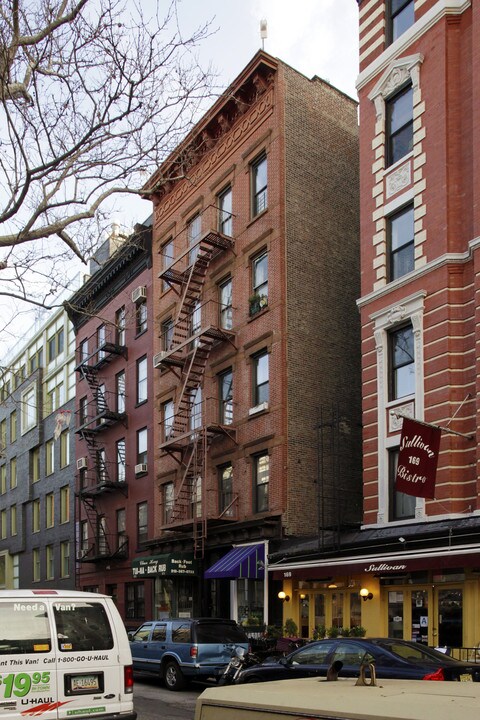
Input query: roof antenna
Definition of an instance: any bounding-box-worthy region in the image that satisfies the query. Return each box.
[260,18,267,50]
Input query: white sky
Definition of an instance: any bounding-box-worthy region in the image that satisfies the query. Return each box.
[119,0,360,227]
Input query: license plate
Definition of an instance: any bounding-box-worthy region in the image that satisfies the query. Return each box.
[459,673,472,682]
[71,675,100,691]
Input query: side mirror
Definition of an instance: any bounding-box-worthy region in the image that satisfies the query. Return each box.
[127,631,135,641]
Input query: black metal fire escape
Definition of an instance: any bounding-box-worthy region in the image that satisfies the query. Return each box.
[75,327,128,563]
[155,220,237,558]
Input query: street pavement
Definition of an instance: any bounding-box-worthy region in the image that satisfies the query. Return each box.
[133,673,204,720]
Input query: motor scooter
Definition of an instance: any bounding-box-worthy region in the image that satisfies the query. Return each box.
[218,646,261,686]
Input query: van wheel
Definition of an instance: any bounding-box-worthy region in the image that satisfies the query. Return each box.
[164,660,185,691]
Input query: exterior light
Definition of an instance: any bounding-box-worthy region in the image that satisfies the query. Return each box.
[278,590,290,602]
[360,588,373,601]
[299,593,306,600]
[327,583,337,589]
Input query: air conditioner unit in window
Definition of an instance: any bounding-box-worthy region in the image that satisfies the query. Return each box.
[76,549,87,560]
[76,457,88,470]
[135,463,148,475]
[132,286,147,303]
[153,351,168,368]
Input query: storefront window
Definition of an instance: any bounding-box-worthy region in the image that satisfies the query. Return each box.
[388,590,404,638]
[411,590,428,644]
[331,592,344,629]
[300,594,309,638]
[350,592,361,628]
[154,577,195,618]
[237,578,264,627]
[314,594,326,631]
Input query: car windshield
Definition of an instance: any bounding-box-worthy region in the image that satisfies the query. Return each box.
[195,623,247,643]
[376,640,460,665]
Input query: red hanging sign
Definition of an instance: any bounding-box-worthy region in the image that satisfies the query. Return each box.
[395,417,441,499]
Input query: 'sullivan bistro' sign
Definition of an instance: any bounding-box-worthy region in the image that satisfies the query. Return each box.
[395,417,441,499]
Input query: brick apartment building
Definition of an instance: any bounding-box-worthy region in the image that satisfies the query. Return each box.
[66,222,154,623]
[0,307,76,589]
[271,1,480,648]
[140,50,361,630]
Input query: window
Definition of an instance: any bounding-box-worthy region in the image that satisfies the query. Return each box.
[28,347,43,373]
[21,384,37,432]
[46,439,55,475]
[79,395,88,425]
[97,448,107,484]
[46,492,54,528]
[389,205,414,280]
[80,521,89,556]
[79,338,89,364]
[164,483,174,524]
[137,356,148,404]
[188,213,202,264]
[116,306,126,345]
[0,419,5,451]
[190,301,201,342]
[46,545,54,580]
[191,476,202,519]
[60,541,70,578]
[218,185,233,236]
[386,85,413,166]
[116,438,126,482]
[117,508,127,551]
[250,251,268,315]
[32,499,40,532]
[253,351,269,406]
[33,548,40,582]
[47,327,64,363]
[60,429,70,468]
[161,238,174,292]
[161,318,174,351]
[163,400,174,440]
[10,410,17,443]
[219,277,233,330]
[97,324,106,361]
[254,453,269,513]
[136,300,148,335]
[137,427,148,465]
[9,457,16,489]
[137,502,148,544]
[219,369,233,425]
[96,382,106,417]
[0,465,5,494]
[10,504,17,536]
[389,0,414,43]
[60,485,70,523]
[219,464,233,517]
[0,509,6,539]
[390,325,415,400]
[31,447,40,483]
[45,373,65,414]
[116,370,126,413]
[189,386,202,430]
[126,583,145,620]
[389,448,415,520]
[251,153,267,216]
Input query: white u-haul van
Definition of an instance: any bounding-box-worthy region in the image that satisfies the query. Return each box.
[0,589,136,720]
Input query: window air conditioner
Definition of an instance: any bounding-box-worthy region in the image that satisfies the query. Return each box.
[76,457,88,470]
[132,286,147,303]
[135,463,148,475]
[153,351,167,368]
[76,549,86,560]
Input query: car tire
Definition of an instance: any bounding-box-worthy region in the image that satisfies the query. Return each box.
[163,660,186,691]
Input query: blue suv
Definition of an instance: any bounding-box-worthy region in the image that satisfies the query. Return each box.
[129,617,249,690]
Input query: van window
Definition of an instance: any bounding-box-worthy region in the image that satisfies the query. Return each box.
[53,601,114,652]
[0,601,51,654]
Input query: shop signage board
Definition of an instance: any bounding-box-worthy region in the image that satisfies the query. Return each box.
[132,553,199,578]
[395,416,441,499]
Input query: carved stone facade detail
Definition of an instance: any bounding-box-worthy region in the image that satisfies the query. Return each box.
[386,161,411,198]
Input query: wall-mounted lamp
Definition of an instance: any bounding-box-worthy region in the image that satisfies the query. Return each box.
[360,588,373,602]
[278,590,290,602]
[327,583,337,589]
[299,593,306,600]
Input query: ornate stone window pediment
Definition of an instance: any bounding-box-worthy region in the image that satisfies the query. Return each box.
[368,54,423,120]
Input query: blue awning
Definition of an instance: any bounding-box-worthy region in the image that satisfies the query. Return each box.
[204,544,265,580]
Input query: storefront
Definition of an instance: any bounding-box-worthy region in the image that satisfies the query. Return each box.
[204,541,269,627]
[270,545,480,648]
[132,553,200,618]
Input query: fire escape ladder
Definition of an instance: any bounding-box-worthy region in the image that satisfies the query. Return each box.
[78,363,100,394]
[193,429,208,559]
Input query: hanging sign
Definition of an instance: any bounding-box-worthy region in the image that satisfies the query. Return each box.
[395,417,441,499]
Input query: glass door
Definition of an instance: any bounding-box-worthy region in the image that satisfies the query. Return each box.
[435,588,463,648]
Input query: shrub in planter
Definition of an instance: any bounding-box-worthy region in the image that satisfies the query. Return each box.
[326,626,339,638]
[312,624,326,640]
[349,625,367,637]
[284,618,298,637]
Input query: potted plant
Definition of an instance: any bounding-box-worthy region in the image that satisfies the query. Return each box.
[340,627,351,638]
[284,618,298,638]
[312,624,326,640]
[349,625,366,637]
[249,293,268,316]
[326,625,339,638]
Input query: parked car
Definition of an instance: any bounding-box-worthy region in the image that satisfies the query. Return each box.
[129,617,249,690]
[236,637,480,684]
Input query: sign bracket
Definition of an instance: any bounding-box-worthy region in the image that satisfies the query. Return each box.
[391,393,474,441]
